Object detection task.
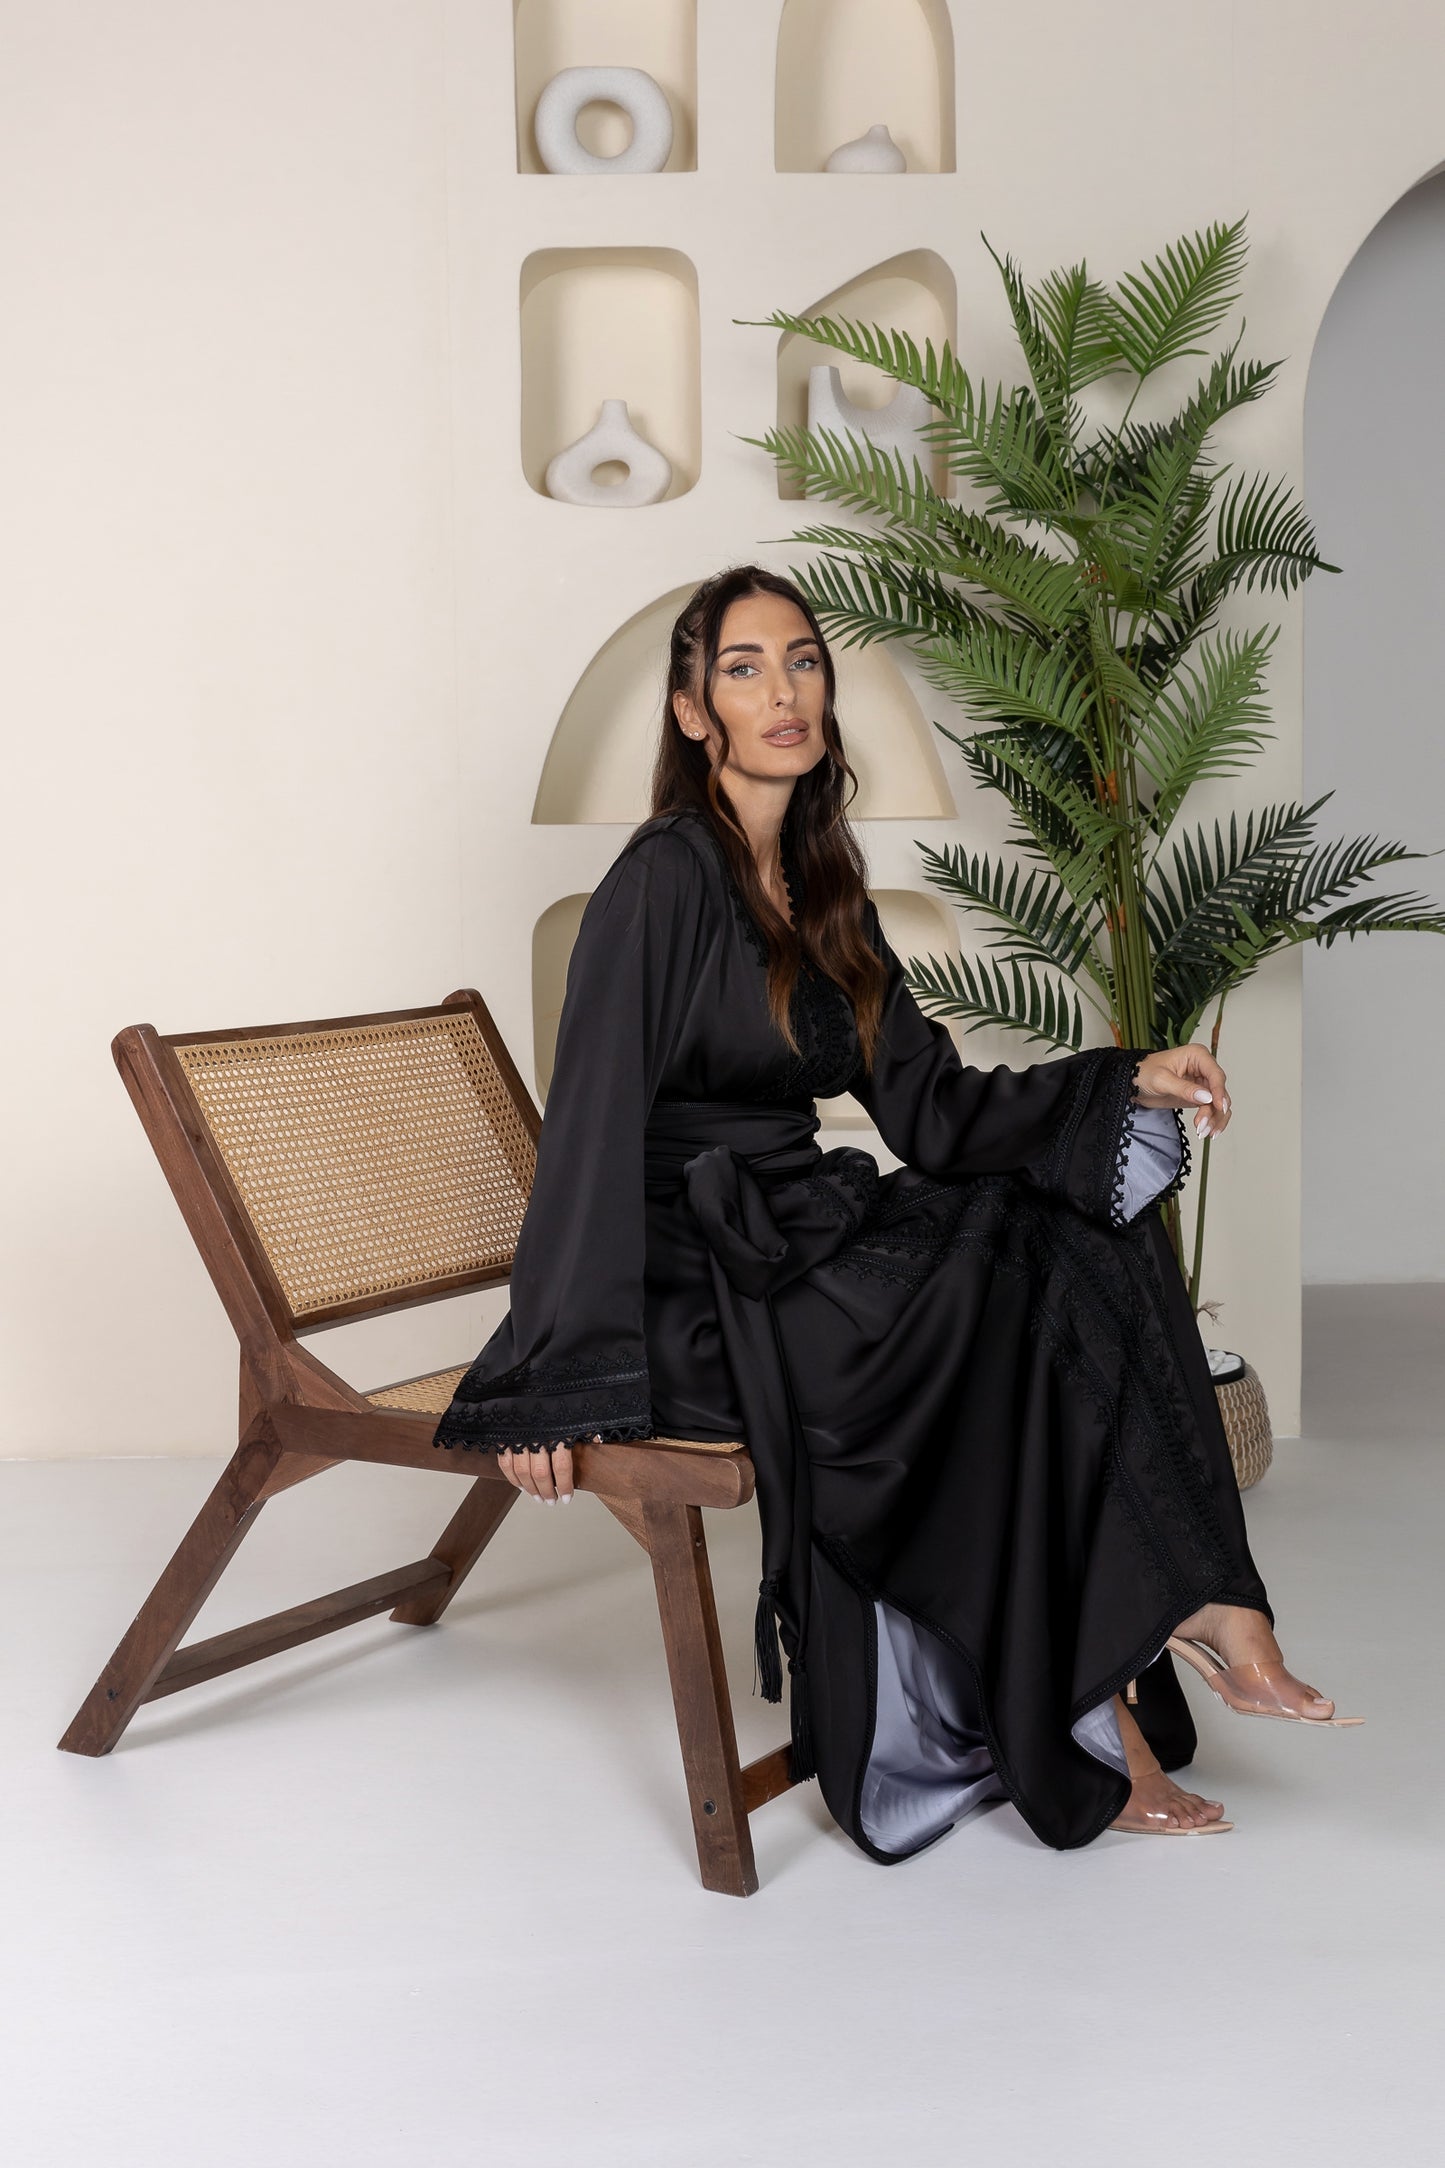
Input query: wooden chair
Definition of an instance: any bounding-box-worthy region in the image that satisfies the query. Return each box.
[58,989,798,1896]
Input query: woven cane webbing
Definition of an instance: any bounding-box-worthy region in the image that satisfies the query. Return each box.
[173,1014,536,1318]
[366,1367,470,1413]
[364,1367,743,1454]
[1217,1361,1274,1490]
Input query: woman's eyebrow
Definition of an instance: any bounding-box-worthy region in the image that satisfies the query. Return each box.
[717,636,821,657]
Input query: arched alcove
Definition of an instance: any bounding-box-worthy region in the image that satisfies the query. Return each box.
[532,885,962,1111]
[775,248,956,499]
[775,0,955,173]
[1303,168,1445,1286]
[519,249,700,501]
[513,0,697,173]
[532,892,590,1095]
[531,585,955,823]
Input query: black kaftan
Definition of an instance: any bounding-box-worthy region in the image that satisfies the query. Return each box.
[435,808,1271,1860]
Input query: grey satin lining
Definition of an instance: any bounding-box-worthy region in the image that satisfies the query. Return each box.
[1118,1102,1183,1219]
[858,1111,1180,1855]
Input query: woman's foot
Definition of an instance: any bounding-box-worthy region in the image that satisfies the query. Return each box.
[1110,1697,1231,1834]
[1171,1602,1342,1722]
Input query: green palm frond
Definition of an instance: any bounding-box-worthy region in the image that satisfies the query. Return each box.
[913,838,1105,992]
[784,507,1087,636]
[786,547,985,648]
[904,949,1088,1052]
[1133,628,1278,836]
[748,423,944,529]
[1079,335,1279,502]
[957,736,1095,878]
[1204,469,1341,598]
[743,311,967,409]
[934,720,1126,898]
[913,621,1098,740]
[980,239,1081,481]
[1270,827,1445,924]
[1031,260,1122,395]
[1103,216,1250,380]
[1146,798,1325,962]
[1301,894,1445,945]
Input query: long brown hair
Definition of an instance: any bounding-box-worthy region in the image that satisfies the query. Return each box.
[644,565,887,1072]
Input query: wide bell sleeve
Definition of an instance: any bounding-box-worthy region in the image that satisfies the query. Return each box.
[434,823,709,1453]
[847,900,1190,1232]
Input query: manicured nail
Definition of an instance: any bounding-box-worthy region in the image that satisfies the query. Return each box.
[561,1494,572,1505]
[1194,1090,1212,1103]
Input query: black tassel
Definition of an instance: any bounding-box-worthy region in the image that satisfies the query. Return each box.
[787,1657,816,1784]
[753,1576,783,1703]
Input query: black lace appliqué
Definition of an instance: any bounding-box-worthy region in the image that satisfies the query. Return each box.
[434,1346,654,1455]
[720,833,862,1104]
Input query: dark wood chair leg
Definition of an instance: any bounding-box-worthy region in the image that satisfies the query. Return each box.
[390,1475,518,1625]
[641,1499,757,1899]
[57,1416,285,1757]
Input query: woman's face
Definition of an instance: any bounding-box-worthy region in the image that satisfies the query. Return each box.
[674,591,829,784]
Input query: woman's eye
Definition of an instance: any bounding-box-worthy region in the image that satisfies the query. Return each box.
[721,656,817,678]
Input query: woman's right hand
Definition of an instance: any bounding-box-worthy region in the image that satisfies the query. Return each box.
[496,1436,595,1502]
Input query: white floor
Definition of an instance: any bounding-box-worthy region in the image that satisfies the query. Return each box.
[3,1285,1440,2168]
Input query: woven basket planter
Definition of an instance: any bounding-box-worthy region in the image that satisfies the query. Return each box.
[1212,1357,1274,1490]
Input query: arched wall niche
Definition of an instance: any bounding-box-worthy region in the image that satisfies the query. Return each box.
[531,584,956,823]
[519,249,701,501]
[775,0,955,174]
[531,886,961,1110]
[775,248,956,499]
[513,0,698,174]
[1301,165,1445,1282]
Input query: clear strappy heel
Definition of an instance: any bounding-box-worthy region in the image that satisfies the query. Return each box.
[1166,1635,1363,1726]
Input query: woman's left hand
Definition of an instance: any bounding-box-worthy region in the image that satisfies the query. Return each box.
[1132,1044,1232,1139]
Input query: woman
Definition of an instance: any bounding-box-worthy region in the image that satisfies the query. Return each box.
[435,565,1356,1858]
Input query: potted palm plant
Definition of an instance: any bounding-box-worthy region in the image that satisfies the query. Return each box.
[746,216,1445,1484]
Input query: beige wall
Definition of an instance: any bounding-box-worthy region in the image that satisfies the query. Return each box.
[5,0,1444,1456]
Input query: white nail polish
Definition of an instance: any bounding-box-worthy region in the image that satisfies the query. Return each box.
[561,1494,573,1505]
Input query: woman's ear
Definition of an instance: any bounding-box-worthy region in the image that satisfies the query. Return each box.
[672,689,701,740]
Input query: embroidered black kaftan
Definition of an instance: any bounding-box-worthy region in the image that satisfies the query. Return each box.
[435,809,1271,1860]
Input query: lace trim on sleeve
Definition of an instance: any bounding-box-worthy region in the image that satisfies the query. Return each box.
[1108,1057,1193,1229]
[433,1348,654,1454]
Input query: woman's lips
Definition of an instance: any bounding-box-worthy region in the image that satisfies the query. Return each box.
[764,724,807,742]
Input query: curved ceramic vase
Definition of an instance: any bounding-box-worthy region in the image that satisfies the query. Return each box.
[806,366,933,491]
[534,66,674,175]
[824,123,907,173]
[544,399,672,507]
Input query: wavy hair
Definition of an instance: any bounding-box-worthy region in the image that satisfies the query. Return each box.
[643,565,887,1072]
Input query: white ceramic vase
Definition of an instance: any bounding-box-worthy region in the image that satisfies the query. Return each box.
[533,66,674,175]
[806,366,933,490]
[544,400,672,508]
[824,123,907,173]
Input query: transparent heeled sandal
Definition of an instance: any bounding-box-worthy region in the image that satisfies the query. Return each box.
[1165,1635,1364,1726]
[1110,1764,1233,1836]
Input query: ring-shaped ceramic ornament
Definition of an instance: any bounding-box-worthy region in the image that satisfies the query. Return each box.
[534,66,674,175]
[544,399,673,507]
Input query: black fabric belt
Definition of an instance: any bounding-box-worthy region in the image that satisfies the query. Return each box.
[642,1097,832,1781]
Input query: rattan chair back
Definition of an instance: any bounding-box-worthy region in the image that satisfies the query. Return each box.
[162,997,538,1330]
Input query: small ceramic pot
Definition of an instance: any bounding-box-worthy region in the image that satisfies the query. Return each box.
[824,123,907,173]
